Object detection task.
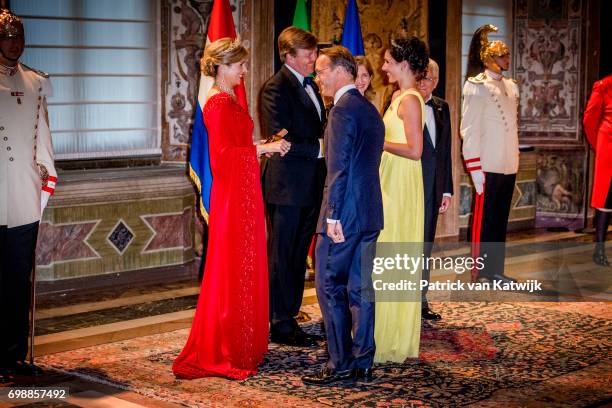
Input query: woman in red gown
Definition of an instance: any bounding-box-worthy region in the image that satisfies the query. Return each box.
[172,38,290,380]
[584,74,612,266]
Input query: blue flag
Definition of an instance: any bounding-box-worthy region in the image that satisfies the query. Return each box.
[340,0,365,56]
[188,100,213,222]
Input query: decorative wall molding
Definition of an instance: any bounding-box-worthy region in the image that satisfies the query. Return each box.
[36,166,195,281]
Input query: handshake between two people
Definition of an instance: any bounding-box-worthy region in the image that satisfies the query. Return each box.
[255,128,291,158]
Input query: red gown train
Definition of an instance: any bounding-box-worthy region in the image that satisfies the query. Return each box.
[172,92,269,380]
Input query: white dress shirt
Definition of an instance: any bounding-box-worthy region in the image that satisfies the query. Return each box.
[285,64,322,120]
[334,84,357,105]
[424,95,436,148]
[285,64,324,158]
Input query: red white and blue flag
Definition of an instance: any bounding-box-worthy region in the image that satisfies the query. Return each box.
[189,0,247,221]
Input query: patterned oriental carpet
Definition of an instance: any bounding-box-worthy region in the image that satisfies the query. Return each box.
[38,302,612,408]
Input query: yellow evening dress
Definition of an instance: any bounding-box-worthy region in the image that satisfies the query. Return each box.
[374,89,425,363]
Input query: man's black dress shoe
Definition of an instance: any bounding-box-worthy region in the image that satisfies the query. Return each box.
[297,331,321,346]
[491,274,517,284]
[352,367,374,382]
[593,248,610,267]
[477,274,517,285]
[421,306,442,321]
[9,361,42,376]
[271,331,319,347]
[296,327,324,341]
[0,367,11,383]
[302,367,352,385]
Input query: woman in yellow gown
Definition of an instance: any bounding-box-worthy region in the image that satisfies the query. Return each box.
[374,37,430,363]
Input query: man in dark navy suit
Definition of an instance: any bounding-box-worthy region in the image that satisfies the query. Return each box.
[418,59,453,321]
[302,46,384,385]
[261,27,326,347]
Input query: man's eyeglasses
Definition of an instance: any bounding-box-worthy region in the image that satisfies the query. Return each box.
[315,66,331,76]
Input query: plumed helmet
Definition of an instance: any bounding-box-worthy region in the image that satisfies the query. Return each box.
[482,39,509,61]
[465,24,509,81]
[0,9,24,39]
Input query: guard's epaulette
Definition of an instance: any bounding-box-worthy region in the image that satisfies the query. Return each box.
[20,63,50,78]
[467,72,486,84]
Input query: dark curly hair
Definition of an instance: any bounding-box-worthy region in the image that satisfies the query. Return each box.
[388,36,429,81]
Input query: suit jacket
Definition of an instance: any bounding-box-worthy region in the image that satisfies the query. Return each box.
[317,88,384,233]
[421,95,454,209]
[0,63,56,228]
[260,65,326,206]
[460,71,519,175]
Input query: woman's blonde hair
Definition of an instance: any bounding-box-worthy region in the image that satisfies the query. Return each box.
[201,37,248,77]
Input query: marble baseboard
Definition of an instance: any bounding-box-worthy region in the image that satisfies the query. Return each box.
[36,165,196,282]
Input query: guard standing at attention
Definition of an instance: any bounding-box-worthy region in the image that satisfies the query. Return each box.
[0,8,57,382]
[460,24,519,284]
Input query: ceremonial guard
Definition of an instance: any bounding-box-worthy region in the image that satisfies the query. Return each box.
[460,25,519,283]
[0,9,56,381]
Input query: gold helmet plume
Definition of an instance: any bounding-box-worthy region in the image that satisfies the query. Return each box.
[0,9,24,39]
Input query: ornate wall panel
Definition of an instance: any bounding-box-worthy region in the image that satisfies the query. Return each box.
[513,0,588,225]
[312,0,427,112]
[534,148,586,227]
[514,0,583,144]
[160,0,245,162]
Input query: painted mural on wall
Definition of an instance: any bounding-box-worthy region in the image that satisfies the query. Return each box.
[514,0,582,142]
[514,0,586,223]
[536,150,584,216]
[161,0,243,161]
[312,0,427,112]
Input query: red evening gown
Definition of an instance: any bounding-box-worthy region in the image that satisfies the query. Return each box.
[172,92,269,380]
